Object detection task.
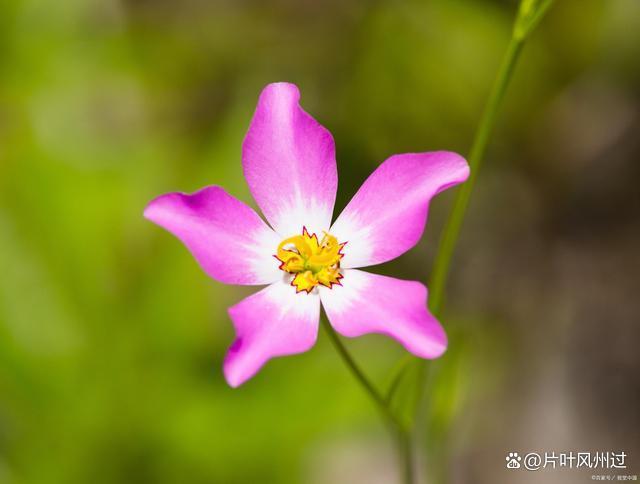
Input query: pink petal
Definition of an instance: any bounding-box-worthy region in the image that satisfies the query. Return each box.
[330,151,469,268]
[242,83,338,237]
[144,186,281,285]
[224,280,320,387]
[320,270,447,359]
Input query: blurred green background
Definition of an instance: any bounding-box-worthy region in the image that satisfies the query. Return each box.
[1,0,638,483]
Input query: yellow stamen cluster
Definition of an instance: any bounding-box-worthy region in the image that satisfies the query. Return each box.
[276,229,345,293]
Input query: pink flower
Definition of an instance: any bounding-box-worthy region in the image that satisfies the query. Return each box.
[144,83,469,387]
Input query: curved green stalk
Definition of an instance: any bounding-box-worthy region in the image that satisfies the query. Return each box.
[429,0,554,314]
[321,317,414,483]
[428,37,523,314]
[418,1,555,482]
[385,353,413,404]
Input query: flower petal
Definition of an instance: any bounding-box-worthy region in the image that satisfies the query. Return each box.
[144,186,281,285]
[320,269,446,359]
[242,82,338,237]
[224,280,320,387]
[330,151,469,268]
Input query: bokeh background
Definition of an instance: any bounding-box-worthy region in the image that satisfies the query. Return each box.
[1,0,638,483]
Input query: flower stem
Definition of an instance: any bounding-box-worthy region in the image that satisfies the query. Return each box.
[321,317,414,483]
[385,353,413,404]
[398,429,414,484]
[417,1,554,482]
[428,0,554,315]
[428,40,524,315]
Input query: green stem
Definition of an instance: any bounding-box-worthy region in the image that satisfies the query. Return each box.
[321,317,414,483]
[385,353,413,404]
[417,1,554,482]
[428,0,554,315]
[428,36,525,315]
[398,430,414,484]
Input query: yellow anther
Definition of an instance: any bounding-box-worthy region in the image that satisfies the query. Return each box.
[275,228,345,293]
[277,235,312,258]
